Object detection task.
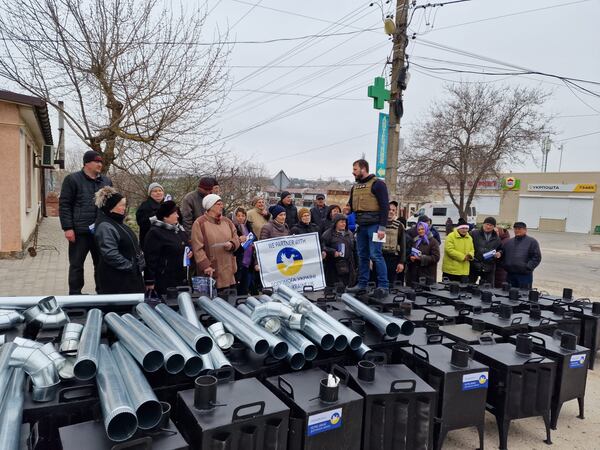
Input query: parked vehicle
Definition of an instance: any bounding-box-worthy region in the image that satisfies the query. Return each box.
[407,202,477,228]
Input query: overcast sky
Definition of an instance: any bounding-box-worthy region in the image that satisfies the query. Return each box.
[204,0,600,181]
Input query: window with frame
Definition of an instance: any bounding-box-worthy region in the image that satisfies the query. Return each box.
[432,207,446,216]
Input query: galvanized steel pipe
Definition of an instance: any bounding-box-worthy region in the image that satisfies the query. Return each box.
[121,314,185,375]
[74,309,103,380]
[238,303,281,334]
[0,367,25,450]
[0,294,144,309]
[177,292,203,329]
[197,297,270,356]
[341,294,402,338]
[96,344,138,442]
[104,313,163,372]
[60,322,84,354]
[154,304,213,354]
[0,343,16,407]
[136,303,203,377]
[251,300,305,330]
[111,342,162,430]
[0,310,24,330]
[9,344,59,402]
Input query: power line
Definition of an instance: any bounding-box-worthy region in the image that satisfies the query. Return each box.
[557,130,600,142]
[231,89,364,101]
[269,132,374,162]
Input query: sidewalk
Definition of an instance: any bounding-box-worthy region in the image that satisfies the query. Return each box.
[0,217,95,296]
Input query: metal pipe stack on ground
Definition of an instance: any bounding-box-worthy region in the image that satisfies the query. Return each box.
[341,293,414,337]
[154,303,213,354]
[104,313,164,373]
[135,303,204,377]
[201,297,289,360]
[96,344,138,442]
[236,302,307,370]
[111,342,163,430]
[121,314,185,375]
[74,309,103,380]
[0,367,25,450]
[173,295,231,372]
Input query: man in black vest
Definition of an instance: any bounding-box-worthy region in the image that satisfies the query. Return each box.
[59,151,112,294]
[347,159,390,294]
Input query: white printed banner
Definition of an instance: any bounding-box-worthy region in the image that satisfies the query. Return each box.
[254,232,326,291]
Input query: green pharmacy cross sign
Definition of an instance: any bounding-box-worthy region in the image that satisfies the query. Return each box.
[367,77,390,110]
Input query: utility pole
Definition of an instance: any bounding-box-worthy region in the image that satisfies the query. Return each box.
[558,144,564,172]
[384,0,409,201]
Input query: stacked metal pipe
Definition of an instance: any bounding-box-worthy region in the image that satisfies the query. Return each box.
[341,293,415,337]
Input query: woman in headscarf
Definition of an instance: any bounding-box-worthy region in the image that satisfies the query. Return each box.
[136,182,165,246]
[94,187,145,294]
[405,221,440,286]
[143,200,191,296]
[321,214,357,288]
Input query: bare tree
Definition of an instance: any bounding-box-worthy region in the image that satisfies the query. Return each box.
[400,83,551,218]
[0,0,229,172]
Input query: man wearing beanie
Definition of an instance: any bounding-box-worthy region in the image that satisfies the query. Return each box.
[180,176,219,232]
[59,150,112,294]
[502,222,542,289]
[277,191,298,230]
[469,216,503,286]
[135,181,165,246]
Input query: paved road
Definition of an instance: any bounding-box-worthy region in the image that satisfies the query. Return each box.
[0,218,598,449]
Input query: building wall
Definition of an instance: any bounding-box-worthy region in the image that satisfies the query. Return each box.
[20,121,42,246]
[0,102,22,253]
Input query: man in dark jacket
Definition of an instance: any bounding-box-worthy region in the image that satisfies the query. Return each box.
[469,216,503,286]
[59,150,112,294]
[501,222,541,289]
[278,191,298,230]
[347,159,390,294]
[180,177,219,232]
[310,194,328,227]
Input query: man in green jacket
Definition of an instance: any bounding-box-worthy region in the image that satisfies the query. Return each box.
[442,219,475,282]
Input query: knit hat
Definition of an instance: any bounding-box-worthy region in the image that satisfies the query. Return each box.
[298,207,310,220]
[457,217,469,230]
[280,191,292,201]
[332,213,348,228]
[198,177,218,191]
[156,200,178,220]
[252,196,265,206]
[83,150,102,164]
[94,186,123,213]
[147,182,164,196]
[202,194,221,211]
[269,204,286,218]
[513,221,527,229]
[483,217,497,226]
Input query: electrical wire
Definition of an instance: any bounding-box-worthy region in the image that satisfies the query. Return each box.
[557,130,600,142]
[269,131,374,162]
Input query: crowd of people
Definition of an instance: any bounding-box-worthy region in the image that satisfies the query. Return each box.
[59,152,542,298]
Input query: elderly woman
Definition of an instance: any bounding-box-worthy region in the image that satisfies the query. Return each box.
[191,194,240,291]
[291,208,320,235]
[246,196,270,240]
[143,200,191,296]
[260,205,290,240]
[319,204,342,236]
[321,214,357,287]
[136,182,165,246]
[405,221,440,286]
[94,187,145,294]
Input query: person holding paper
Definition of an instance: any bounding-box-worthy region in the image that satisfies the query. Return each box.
[321,214,357,288]
[405,221,440,286]
[232,207,256,295]
[442,219,475,282]
[191,194,240,290]
[469,217,503,286]
[143,200,191,296]
[347,159,390,294]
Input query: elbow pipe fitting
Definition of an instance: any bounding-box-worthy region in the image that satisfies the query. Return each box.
[9,345,59,402]
[0,310,24,331]
[207,322,234,350]
[251,302,305,331]
[60,323,85,354]
[23,297,69,330]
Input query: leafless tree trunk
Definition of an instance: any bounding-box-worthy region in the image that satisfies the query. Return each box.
[399,83,551,218]
[0,0,229,173]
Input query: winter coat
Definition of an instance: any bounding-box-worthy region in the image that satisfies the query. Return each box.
[495,229,511,286]
[406,233,440,285]
[321,226,357,287]
[59,170,112,234]
[291,222,320,235]
[143,221,190,296]
[94,211,144,294]
[259,220,290,240]
[470,228,502,273]
[181,190,207,232]
[136,197,162,246]
[234,220,254,268]
[246,207,270,240]
[278,201,298,230]
[319,205,342,236]
[442,229,475,276]
[501,234,542,275]
[310,204,328,227]
[191,214,240,289]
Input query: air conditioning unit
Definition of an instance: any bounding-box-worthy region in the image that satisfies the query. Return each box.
[41,145,55,167]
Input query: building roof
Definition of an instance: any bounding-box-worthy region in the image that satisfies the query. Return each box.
[0,90,53,145]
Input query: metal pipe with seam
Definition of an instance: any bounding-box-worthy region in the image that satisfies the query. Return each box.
[154,304,213,354]
[0,294,144,309]
[74,308,103,380]
[0,367,25,450]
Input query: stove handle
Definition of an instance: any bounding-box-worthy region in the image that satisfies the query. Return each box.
[530,334,547,348]
[524,356,545,365]
[331,364,350,385]
[232,401,266,422]
[426,334,443,345]
[390,379,416,393]
[412,344,430,362]
[278,376,295,399]
[510,317,523,325]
